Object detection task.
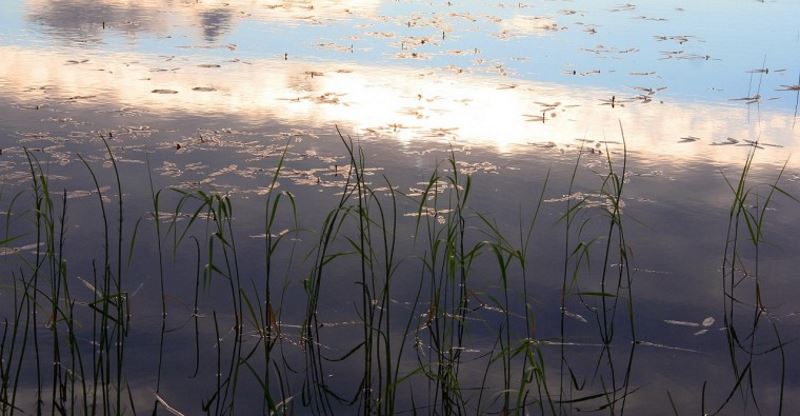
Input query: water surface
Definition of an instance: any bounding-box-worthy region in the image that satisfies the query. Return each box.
[1,0,799,414]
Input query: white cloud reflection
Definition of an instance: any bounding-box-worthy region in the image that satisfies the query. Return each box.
[1,45,797,166]
[26,0,382,23]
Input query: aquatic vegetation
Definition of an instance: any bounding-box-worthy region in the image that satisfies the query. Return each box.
[1,0,800,414]
[0,126,794,414]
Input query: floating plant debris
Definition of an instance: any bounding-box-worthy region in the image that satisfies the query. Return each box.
[0,1,798,414]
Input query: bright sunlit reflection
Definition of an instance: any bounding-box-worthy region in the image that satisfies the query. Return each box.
[1,44,797,165]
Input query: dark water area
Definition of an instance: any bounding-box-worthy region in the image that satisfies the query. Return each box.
[1,0,800,414]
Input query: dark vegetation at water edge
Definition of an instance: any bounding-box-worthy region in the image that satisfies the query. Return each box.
[0,127,794,415]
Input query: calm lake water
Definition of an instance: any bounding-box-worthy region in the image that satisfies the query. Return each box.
[1,0,800,414]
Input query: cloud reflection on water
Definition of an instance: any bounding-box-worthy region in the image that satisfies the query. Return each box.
[0,44,797,167]
[24,0,382,37]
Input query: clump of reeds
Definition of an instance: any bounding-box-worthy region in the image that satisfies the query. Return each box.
[0,125,792,415]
